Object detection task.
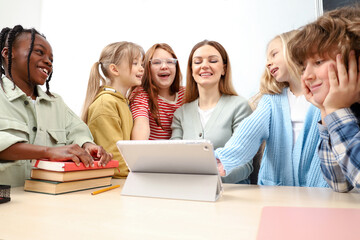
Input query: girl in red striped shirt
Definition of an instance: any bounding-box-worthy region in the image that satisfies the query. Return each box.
[130,43,185,140]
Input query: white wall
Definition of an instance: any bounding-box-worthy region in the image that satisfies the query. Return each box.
[1,0,317,115]
[0,0,42,29]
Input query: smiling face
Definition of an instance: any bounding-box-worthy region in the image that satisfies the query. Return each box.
[301,54,336,105]
[117,55,144,88]
[191,45,225,89]
[10,33,53,87]
[266,38,290,83]
[150,48,176,91]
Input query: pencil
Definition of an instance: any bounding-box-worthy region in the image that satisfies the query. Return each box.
[91,185,120,195]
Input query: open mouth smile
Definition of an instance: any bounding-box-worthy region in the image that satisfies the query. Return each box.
[270,67,278,76]
[38,66,51,78]
[158,72,170,79]
[200,72,213,77]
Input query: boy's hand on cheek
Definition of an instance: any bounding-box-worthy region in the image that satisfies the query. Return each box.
[301,77,324,110]
[323,52,360,115]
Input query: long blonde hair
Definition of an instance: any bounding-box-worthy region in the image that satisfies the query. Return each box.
[81,41,144,123]
[250,30,300,109]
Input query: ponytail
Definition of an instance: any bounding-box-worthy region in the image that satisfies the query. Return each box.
[81,62,105,123]
[81,41,145,123]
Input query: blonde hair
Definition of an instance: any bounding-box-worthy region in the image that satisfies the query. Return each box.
[81,41,144,123]
[185,40,237,103]
[288,5,360,71]
[250,30,300,108]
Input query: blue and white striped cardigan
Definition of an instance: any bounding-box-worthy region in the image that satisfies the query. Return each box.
[215,88,329,187]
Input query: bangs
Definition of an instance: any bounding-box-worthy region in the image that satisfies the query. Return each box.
[289,25,334,67]
[119,43,145,71]
[289,10,356,68]
[128,44,145,62]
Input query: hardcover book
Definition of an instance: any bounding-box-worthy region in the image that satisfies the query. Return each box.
[31,159,118,172]
[24,177,112,195]
[30,168,115,182]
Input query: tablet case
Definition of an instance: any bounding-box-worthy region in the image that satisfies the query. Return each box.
[116,140,222,201]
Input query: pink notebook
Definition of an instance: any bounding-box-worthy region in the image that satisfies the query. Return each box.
[257,206,360,240]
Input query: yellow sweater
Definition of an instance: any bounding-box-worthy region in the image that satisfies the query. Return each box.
[87,86,132,178]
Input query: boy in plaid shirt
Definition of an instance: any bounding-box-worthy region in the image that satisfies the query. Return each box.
[289,6,360,192]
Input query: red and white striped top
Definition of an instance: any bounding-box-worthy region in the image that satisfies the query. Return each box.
[130,87,185,140]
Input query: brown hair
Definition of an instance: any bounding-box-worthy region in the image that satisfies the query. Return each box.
[288,5,360,72]
[130,43,182,127]
[185,40,237,103]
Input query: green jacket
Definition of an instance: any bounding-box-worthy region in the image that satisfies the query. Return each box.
[0,77,94,187]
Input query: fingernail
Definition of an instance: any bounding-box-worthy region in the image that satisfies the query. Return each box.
[337,54,342,60]
[350,50,355,56]
[85,164,89,168]
[76,163,80,167]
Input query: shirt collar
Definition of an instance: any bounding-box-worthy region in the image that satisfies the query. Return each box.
[2,76,55,102]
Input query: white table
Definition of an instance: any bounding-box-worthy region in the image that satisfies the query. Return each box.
[1,179,359,240]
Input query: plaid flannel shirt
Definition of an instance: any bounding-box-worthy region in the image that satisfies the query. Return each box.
[318,107,360,192]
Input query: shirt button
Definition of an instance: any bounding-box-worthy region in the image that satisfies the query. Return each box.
[199,133,202,137]
[32,127,37,132]
[24,100,29,105]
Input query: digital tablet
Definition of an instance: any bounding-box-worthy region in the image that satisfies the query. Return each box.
[116,140,218,175]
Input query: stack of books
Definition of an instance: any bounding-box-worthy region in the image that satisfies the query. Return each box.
[24,159,118,195]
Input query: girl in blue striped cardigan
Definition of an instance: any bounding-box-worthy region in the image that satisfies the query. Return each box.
[216,31,329,187]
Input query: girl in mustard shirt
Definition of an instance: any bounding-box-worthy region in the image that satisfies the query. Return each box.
[81,42,144,178]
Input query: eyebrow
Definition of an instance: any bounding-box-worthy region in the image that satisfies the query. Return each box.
[34,43,53,58]
[268,48,278,56]
[193,55,220,59]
